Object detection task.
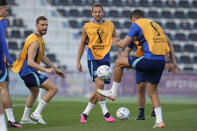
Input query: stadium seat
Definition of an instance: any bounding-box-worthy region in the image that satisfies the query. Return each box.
[120,32,127,39]
[13,18,24,27]
[165,32,173,40]
[10,53,16,61]
[174,11,186,19]
[194,22,197,28]
[46,53,57,62]
[81,20,89,26]
[126,0,136,7]
[57,9,67,17]
[138,0,150,7]
[122,10,131,18]
[59,0,70,5]
[193,56,197,63]
[152,0,164,7]
[72,0,83,6]
[188,33,197,41]
[161,10,173,18]
[123,21,131,29]
[21,41,25,49]
[173,44,182,52]
[110,54,117,63]
[180,55,192,64]
[8,41,18,50]
[192,0,197,8]
[148,10,160,18]
[180,21,191,30]
[84,0,95,6]
[188,11,197,19]
[11,30,21,38]
[165,0,176,7]
[112,0,124,6]
[7,0,17,5]
[69,9,80,17]
[24,30,33,38]
[49,0,60,6]
[175,33,187,41]
[112,21,121,29]
[8,8,13,16]
[166,21,177,30]
[109,10,120,18]
[99,0,110,6]
[183,67,194,71]
[178,0,190,8]
[69,20,80,28]
[184,44,195,52]
[82,9,91,17]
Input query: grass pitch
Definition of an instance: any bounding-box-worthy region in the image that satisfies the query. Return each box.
[9,97,197,131]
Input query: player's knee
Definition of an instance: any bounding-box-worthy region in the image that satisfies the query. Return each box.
[52,86,58,94]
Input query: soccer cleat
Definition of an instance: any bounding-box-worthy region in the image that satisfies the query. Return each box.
[104,115,115,122]
[80,114,87,123]
[31,112,46,124]
[8,121,22,128]
[135,115,145,120]
[97,89,116,101]
[153,121,165,128]
[150,110,156,117]
[20,118,37,124]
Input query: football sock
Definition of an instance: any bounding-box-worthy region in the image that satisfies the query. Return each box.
[83,102,94,116]
[99,101,108,115]
[111,81,120,96]
[104,112,110,118]
[34,100,47,114]
[0,114,7,131]
[5,108,15,122]
[139,108,145,116]
[154,107,163,123]
[21,106,31,120]
[82,113,88,120]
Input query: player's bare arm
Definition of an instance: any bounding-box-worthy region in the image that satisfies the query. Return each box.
[122,47,132,57]
[42,55,65,78]
[113,36,132,48]
[77,26,87,72]
[112,26,122,57]
[27,41,55,74]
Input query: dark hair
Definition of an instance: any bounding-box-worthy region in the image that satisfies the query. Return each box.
[36,16,47,24]
[92,2,103,12]
[0,0,8,6]
[130,10,144,19]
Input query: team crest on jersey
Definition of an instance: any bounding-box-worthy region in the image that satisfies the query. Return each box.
[96,28,104,43]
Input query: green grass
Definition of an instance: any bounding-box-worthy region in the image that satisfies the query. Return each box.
[9,97,197,131]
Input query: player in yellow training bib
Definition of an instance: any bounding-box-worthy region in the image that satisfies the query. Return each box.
[98,9,178,128]
[77,2,122,123]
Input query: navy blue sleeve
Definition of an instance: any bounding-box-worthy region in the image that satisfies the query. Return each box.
[0,20,13,64]
[128,40,135,49]
[127,23,140,39]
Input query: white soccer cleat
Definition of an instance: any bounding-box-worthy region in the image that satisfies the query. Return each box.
[153,121,165,128]
[31,112,47,124]
[97,89,116,101]
[20,118,37,124]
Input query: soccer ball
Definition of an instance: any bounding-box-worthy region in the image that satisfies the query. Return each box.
[116,107,131,120]
[96,65,112,80]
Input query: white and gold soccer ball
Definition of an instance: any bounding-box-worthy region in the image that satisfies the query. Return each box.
[96,65,112,81]
[116,107,131,120]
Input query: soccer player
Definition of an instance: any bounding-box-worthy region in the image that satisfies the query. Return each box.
[12,16,65,124]
[0,0,22,128]
[77,3,121,123]
[123,40,176,120]
[98,10,178,128]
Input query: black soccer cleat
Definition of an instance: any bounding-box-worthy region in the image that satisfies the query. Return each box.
[135,115,145,120]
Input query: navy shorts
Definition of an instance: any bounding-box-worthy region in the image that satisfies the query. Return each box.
[129,56,165,84]
[136,70,146,84]
[0,64,8,82]
[21,72,48,88]
[88,60,110,84]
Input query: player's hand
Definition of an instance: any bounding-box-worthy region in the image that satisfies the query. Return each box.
[46,68,55,74]
[77,62,83,72]
[165,63,172,72]
[172,63,178,75]
[55,68,65,78]
[112,37,119,45]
